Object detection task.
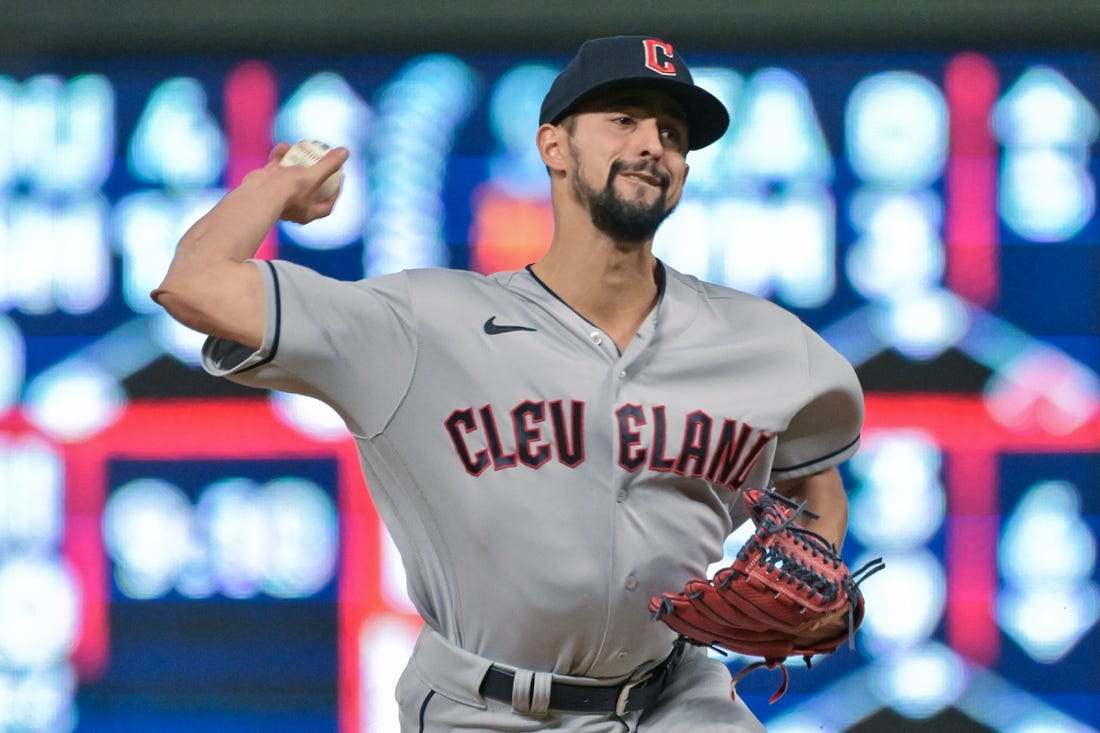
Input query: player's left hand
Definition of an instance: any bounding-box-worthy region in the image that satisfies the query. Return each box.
[791,606,850,648]
[648,488,884,703]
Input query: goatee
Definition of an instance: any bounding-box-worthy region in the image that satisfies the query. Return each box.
[572,159,675,243]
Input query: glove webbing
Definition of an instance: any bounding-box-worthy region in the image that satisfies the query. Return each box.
[726,527,843,603]
[727,553,886,703]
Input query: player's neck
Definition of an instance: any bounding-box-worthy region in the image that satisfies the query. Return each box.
[533,233,660,351]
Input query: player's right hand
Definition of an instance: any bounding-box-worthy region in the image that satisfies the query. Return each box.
[266,142,349,224]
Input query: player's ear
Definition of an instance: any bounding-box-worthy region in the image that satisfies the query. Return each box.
[537,123,568,173]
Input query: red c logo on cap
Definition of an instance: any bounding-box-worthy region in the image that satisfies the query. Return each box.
[643,39,677,76]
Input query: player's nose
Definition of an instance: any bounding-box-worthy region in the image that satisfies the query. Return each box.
[634,118,665,159]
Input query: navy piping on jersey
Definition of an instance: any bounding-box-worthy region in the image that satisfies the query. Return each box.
[772,434,861,473]
[524,261,668,329]
[417,689,435,732]
[236,260,281,373]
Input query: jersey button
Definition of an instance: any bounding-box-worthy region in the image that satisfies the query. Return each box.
[589,331,603,345]
[624,576,638,591]
[618,370,626,379]
[616,651,629,660]
[616,489,626,503]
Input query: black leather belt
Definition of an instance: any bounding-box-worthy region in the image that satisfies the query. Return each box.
[479,642,685,716]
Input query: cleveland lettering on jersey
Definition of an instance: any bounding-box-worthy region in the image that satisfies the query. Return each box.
[445,400,585,475]
[445,399,771,489]
[616,404,771,487]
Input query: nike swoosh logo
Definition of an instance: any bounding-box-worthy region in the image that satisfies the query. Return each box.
[484,316,537,335]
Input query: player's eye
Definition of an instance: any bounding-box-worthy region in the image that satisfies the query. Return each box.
[661,127,687,151]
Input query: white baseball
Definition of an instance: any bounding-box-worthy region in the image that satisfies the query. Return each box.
[280,139,343,199]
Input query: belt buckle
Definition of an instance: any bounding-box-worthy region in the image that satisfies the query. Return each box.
[614,672,653,717]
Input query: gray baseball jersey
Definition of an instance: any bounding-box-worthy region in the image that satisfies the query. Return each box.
[202,259,863,681]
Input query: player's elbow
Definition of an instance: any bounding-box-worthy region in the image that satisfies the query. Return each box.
[150,263,265,350]
[151,279,217,335]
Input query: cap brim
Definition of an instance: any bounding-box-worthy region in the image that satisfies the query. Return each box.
[550,77,730,151]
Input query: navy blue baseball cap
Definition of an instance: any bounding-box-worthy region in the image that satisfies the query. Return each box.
[539,36,730,150]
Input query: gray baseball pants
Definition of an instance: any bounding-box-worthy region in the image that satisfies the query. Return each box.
[396,627,766,732]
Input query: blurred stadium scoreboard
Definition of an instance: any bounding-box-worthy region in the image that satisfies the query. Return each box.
[0,47,1097,733]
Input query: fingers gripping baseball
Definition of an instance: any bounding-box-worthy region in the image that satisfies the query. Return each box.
[649,488,884,703]
[272,140,348,223]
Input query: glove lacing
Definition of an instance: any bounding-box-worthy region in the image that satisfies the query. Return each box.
[726,490,886,703]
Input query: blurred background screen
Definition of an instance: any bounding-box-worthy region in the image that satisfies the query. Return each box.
[0,4,1097,732]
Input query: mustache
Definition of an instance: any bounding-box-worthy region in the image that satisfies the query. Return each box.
[609,160,670,189]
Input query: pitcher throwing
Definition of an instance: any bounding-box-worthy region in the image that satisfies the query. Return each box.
[155,36,868,732]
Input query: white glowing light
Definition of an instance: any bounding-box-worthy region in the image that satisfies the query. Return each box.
[846,71,948,188]
[849,431,942,499]
[0,435,64,549]
[719,193,835,307]
[277,71,371,150]
[667,67,743,188]
[1001,481,1095,583]
[260,478,338,598]
[103,478,194,599]
[999,587,1100,663]
[0,315,24,413]
[998,480,1099,662]
[993,65,1098,243]
[726,67,834,181]
[153,312,208,367]
[0,664,77,731]
[767,715,840,733]
[24,360,124,441]
[487,64,559,197]
[873,290,969,361]
[1007,715,1096,733]
[360,616,420,733]
[845,191,944,301]
[203,477,267,598]
[105,476,337,601]
[0,557,80,667]
[658,191,835,307]
[711,520,757,573]
[366,56,477,275]
[380,527,417,613]
[128,77,226,189]
[999,149,1095,242]
[660,68,838,307]
[652,202,714,279]
[203,476,341,598]
[860,550,945,652]
[874,647,966,719]
[112,188,225,315]
[270,391,348,440]
[2,73,115,193]
[2,195,111,315]
[993,65,1099,148]
[848,431,944,550]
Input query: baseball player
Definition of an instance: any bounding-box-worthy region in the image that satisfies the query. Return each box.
[154,36,863,732]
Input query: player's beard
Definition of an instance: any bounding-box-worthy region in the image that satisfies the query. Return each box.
[572,157,676,243]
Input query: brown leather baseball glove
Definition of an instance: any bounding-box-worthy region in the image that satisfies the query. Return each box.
[649,488,884,702]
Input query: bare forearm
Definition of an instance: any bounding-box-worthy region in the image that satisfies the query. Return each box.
[151,173,289,346]
[774,467,849,549]
[158,143,346,294]
[179,176,286,266]
[152,143,347,346]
